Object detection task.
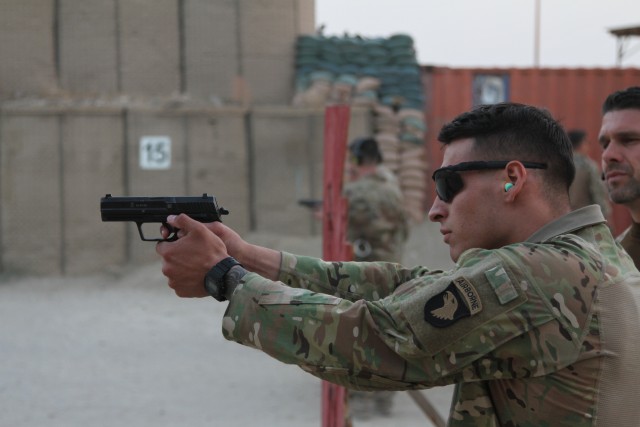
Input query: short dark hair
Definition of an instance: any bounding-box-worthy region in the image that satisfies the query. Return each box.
[602,86,640,114]
[567,129,586,149]
[349,137,383,165]
[437,102,575,193]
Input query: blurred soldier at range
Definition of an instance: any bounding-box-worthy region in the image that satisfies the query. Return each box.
[567,129,611,218]
[344,137,408,264]
[343,137,409,419]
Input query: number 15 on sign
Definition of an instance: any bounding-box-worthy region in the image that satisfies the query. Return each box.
[140,136,171,170]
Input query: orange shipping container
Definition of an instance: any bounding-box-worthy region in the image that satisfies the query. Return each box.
[421,66,640,235]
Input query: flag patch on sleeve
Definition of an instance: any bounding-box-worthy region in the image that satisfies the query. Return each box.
[485,266,518,304]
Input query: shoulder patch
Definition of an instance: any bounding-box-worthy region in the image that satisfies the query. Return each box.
[453,276,483,314]
[424,277,482,328]
[395,253,530,357]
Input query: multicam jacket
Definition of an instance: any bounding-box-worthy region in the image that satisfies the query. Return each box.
[618,221,640,269]
[222,206,640,426]
[343,165,408,262]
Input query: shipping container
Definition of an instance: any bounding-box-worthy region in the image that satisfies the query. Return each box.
[422,66,640,235]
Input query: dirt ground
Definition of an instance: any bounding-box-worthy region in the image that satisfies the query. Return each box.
[0,221,455,427]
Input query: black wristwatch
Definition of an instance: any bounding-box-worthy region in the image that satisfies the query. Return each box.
[204,256,242,301]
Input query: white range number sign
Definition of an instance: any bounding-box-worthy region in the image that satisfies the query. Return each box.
[139,136,171,170]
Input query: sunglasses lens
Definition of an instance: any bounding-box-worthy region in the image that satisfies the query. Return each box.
[434,171,463,203]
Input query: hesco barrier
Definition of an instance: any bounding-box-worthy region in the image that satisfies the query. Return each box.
[0,103,370,276]
[422,66,640,235]
[0,0,315,104]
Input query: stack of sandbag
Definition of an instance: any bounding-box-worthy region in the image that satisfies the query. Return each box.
[372,106,428,223]
[398,108,428,220]
[397,142,428,223]
[352,76,381,107]
[292,70,333,107]
[293,33,429,223]
[374,132,401,173]
[293,33,425,110]
[399,108,427,145]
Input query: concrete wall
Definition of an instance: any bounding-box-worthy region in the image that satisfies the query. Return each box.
[251,106,371,235]
[62,112,126,274]
[0,0,382,276]
[0,104,251,275]
[58,0,119,94]
[0,0,57,97]
[184,0,240,102]
[0,112,62,275]
[0,104,373,276]
[0,0,315,104]
[118,0,181,96]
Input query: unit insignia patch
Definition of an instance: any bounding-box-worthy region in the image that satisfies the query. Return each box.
[424,276,482,328]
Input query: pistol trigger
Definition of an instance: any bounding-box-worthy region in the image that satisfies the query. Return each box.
[163,222,179,242]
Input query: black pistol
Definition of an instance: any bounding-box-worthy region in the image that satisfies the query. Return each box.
[100,193,229,242]
[297,198,323,210]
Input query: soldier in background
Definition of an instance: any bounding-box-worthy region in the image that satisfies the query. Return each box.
[343,137,409,419]
[344,137,408,264]
[567,129,611,218]
[600,86,640,267]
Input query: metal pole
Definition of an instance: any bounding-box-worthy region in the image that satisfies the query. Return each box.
[321,105,351,427]
[407,390,447,427]
[616,36,624,67]
[534,0,541,67]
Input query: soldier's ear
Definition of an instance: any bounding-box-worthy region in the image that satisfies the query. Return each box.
[503,162,527,201]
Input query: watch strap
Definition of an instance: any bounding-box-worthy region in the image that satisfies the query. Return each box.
[204,256,242,301]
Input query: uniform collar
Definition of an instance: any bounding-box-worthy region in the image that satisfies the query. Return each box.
[526,205,606,243]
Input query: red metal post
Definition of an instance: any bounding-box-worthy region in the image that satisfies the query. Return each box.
[321,104,352,427]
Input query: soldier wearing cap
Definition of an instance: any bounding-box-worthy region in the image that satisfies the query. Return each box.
[344,136,408,264]
[343,136,408,418]
[157,102,640,426]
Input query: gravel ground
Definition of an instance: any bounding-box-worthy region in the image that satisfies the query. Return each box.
[0,221,455,427]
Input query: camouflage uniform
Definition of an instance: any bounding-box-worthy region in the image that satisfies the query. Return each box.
[222,205,640,426]
[343,164,408,417]
[618,222,640,269]
[344,165,408,266]
[569,152,611,217]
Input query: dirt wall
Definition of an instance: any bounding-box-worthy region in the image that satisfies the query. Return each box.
[0,103,370,276]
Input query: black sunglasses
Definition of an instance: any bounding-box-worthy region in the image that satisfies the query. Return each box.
[432,161,548,203]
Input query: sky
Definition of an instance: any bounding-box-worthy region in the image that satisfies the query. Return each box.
[315,0,640,68]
